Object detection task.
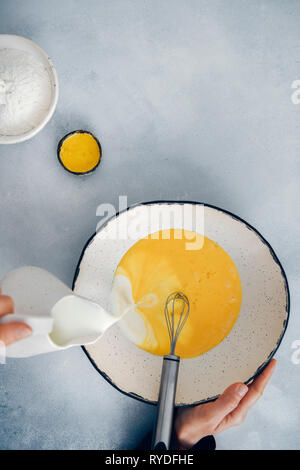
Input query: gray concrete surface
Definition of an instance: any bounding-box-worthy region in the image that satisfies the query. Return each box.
[0,0,299,449]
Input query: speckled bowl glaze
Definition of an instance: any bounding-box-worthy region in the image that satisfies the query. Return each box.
[73,201,289,406]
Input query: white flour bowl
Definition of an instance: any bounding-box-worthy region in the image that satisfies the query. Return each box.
[0,35,58,144]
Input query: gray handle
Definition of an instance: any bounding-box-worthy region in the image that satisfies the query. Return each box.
[152,354,180,450]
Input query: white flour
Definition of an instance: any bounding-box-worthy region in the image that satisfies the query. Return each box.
[0,48,52,136]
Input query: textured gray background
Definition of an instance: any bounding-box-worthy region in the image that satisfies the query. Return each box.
[0,0,299,450]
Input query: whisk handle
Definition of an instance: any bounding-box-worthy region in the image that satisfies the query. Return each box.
[152,354,180,450]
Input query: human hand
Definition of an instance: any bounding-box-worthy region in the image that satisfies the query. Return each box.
[175,358,277,449]
[0,289,32,345]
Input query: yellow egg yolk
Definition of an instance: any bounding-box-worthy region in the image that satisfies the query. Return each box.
[59,132,100,174]
[114,229,242,358]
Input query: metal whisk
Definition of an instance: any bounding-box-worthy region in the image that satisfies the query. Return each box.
[152,292,190,450]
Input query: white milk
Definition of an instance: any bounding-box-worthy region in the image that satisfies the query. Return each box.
[111,274,158,348]
[50,294,119,347]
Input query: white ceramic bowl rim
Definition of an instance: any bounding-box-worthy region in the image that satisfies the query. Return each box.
[0,34,59,144]
[73,200,290,407]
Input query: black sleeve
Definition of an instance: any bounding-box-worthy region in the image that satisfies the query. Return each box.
[135,427,216,450]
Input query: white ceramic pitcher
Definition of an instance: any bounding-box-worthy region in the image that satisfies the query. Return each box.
[0,266,119,358]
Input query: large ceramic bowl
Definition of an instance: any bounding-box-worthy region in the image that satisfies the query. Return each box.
[73,202,289,406]
[0,35,58,144]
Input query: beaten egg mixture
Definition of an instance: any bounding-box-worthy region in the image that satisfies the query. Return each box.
[113,229,242,358]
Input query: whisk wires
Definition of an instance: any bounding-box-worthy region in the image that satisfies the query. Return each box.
[164,292,190,355]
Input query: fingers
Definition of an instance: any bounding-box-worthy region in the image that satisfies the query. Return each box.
[175,382,248,447]
[175,359,277,447]
[215,359,277,433]
[0,292,33,345]
[0,295,14,316]
[209,382,248,424]
[250,358,277,390]
[239,359,277,411]
[0,322,32,346]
